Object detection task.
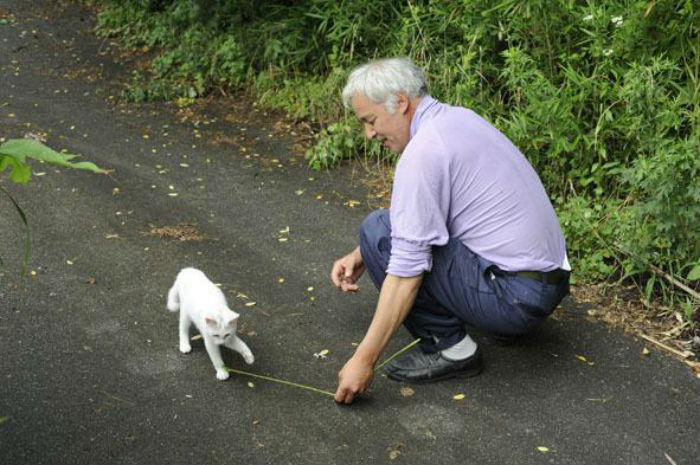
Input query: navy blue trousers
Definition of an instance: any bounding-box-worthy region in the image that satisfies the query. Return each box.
[359,209,569,353]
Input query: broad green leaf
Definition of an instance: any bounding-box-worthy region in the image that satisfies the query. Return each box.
[0,139,109,178]
[687,265,700,282]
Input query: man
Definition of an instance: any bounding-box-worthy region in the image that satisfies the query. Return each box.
[330,57,570,405]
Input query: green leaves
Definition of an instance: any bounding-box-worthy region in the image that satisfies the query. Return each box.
[0,139,109,186]
[0,138,109,279]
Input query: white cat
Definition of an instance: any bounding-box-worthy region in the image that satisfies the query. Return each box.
[167,267,254,380]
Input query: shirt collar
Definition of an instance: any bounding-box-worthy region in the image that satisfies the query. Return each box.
[410,95,437,138]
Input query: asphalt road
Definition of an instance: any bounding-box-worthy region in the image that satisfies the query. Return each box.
[1,2,699,464]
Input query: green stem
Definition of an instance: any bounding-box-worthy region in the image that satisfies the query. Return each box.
[225,367,335,397]
[375,338,421,372]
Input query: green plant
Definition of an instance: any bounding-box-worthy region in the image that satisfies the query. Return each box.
[0,138,109,276]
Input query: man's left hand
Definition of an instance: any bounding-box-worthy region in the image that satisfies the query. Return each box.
[334,355,374,404]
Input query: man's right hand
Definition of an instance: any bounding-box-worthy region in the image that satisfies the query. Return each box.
[331,246,365,293]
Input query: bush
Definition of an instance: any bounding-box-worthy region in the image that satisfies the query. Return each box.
[91,0,700,313]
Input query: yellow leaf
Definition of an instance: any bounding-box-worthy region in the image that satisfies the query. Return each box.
[536,446,549,453]
[453,393,465,401]
[278,278,285,284]
[400,387,415,397]
[575,354,588,362]
[245,302,256,307]
[319,349,329,356]
[190,334,202,341]
[278,237,288,242]
[642,347,650,356]
[307,286,314,292]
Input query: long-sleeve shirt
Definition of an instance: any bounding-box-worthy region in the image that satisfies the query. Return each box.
[387,95,569,277]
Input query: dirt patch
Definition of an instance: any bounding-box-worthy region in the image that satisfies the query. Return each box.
[570,284,700,375]
[146,224,204,242]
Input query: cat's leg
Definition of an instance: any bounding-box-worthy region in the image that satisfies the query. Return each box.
[178,312,192,354]
[166,285,180,312]
[204,337,229,380]
[225,335,255,364]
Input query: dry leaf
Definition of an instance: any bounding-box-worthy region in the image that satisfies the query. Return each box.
[642,347,650,356]
[190,334,202,341]
[575,354,595,366]
[453,393,466,401]
[244,302,257,307]
[400,387,415,397]
[536,446,550,453]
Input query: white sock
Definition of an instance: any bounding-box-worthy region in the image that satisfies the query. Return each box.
[441,334,477,361]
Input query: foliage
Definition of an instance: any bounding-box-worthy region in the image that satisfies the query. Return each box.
[91,0,699,316]
[0,138,109,276]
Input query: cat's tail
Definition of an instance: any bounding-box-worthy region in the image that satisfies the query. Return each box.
[166,284,180,312]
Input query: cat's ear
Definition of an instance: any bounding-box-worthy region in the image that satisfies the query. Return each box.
[225,312,239,328]
[205,317,218,328]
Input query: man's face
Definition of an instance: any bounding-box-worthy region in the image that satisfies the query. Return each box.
[351,93,411,153]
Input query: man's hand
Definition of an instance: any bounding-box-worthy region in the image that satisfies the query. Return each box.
[334,355,374,404]
[331,246,365,293]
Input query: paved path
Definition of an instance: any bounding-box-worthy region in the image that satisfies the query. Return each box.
[1,2,698,464]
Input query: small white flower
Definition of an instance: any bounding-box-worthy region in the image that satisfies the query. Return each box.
[603,48,613,56]
[583,14,594,21]
[611,16,623,26]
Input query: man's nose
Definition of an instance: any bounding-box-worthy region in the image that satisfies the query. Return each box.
[364,125,377,139]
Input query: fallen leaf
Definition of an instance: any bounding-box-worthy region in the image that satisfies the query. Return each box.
[244,302,256,307]
[295,189,305,195]
[400,387,415,397]
[190,334,202,341]
[278,278,285,284]
[278,237,288,242]
[66,260,74,265]
[536,446,550,453]
[307,286,314,292]
[343,200,361,208]
[319,349,329,356]
[247,382,255,389]
[453,393,466,401]
[642,347,650,356]
[575,354,595,366]
[86,277,96,285]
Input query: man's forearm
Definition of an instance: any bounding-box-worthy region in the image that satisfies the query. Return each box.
[354,274,423,365]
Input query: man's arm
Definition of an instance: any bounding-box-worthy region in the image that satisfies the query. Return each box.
[334,273,423,404]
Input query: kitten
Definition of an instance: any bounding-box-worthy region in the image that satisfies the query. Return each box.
[167,267,254,380]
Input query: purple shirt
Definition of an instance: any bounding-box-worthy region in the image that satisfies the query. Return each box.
[387,96,569,277]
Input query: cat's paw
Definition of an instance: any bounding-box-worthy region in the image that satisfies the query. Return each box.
[216,369,230,381]
[179,342,192,354]
[243,352,255,365]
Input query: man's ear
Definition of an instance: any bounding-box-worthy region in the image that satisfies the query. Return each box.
[396,93,410,114]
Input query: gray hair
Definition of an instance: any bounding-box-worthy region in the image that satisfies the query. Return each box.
[342,57,428,113]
